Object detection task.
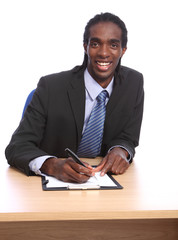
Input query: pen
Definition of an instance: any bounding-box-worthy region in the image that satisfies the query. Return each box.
[65,148,86,168]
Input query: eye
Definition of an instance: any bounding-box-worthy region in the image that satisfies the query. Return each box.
[111,43,119,48]
[90,42,99,48]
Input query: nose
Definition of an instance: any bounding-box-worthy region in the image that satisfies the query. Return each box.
[98,44,110,59]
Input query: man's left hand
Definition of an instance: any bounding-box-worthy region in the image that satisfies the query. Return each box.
[94,147,130,176]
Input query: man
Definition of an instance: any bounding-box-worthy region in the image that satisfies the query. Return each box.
[5,12,144,183]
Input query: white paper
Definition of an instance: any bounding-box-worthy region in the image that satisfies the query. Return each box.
[44,172,117,189]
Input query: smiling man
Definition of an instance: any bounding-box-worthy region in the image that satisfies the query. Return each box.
[84,21,126,88]
[5,12,144,183]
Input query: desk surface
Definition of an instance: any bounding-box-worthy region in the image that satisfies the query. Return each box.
[0,152,178,223]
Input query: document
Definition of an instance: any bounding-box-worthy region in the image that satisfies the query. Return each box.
[42,172,123,190]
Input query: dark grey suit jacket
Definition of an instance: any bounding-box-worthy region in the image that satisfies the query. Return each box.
[5,65,144,175]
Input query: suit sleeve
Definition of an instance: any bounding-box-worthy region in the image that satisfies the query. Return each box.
[105,72,144,160]
[5,77,50,175]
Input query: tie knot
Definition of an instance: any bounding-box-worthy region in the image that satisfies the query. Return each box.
[97,90,108,102]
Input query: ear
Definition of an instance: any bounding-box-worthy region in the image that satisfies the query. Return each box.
[121,47,127,57]
[83,43,88,54]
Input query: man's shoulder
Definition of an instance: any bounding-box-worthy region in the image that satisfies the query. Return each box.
[120,65,143,78]
[41,66,82,80]
[38,66,84,88]
[37,66,85,91]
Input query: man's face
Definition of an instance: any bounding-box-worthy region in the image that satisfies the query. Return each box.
[84,21,126,88]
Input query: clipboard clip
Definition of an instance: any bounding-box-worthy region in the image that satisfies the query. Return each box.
[42,179,49,185]
[68,185,100,190]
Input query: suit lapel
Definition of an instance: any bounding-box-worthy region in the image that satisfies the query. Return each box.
[67,69,85,145]
[106,74,122,117]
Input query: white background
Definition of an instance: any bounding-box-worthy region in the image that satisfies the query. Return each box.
[1,0,178,163]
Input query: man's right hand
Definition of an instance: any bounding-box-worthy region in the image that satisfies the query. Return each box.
[40,157,94,183]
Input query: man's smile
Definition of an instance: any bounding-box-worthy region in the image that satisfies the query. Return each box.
[96,61,112,71]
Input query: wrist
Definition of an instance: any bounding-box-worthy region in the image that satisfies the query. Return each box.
[120,148,129,159]
[109,147,129,161]
[108,145,131,162]
[40,157,58,175]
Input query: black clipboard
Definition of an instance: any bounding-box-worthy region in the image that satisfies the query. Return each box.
[41,173,123,191]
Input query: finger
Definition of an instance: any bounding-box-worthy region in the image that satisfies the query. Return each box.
[112,159,129,175]
[111,157,123,174]
[100,158,114,176]
[93,157,107,172]
[69,160,94,177]
[83,162,93,170]
[61,164,90,183]
[67,157,93,174]
[118,162,129,174]
[68,170,90,183]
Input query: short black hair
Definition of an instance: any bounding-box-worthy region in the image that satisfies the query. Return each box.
[83,12,128,48]
[80,12,127,72]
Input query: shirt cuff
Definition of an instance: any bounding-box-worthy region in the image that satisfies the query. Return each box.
[108,145,132,163]
[29,155,56,176]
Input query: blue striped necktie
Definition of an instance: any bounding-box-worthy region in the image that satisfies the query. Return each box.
[77,90,108,158]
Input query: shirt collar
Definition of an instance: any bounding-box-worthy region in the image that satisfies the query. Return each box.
[84,69,114,101]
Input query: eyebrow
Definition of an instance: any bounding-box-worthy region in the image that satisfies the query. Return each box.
[110,39,121,43]
[90,37,121,43]
[90,37,101,42]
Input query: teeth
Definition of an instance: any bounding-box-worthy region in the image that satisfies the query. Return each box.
[97,62,110,66]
